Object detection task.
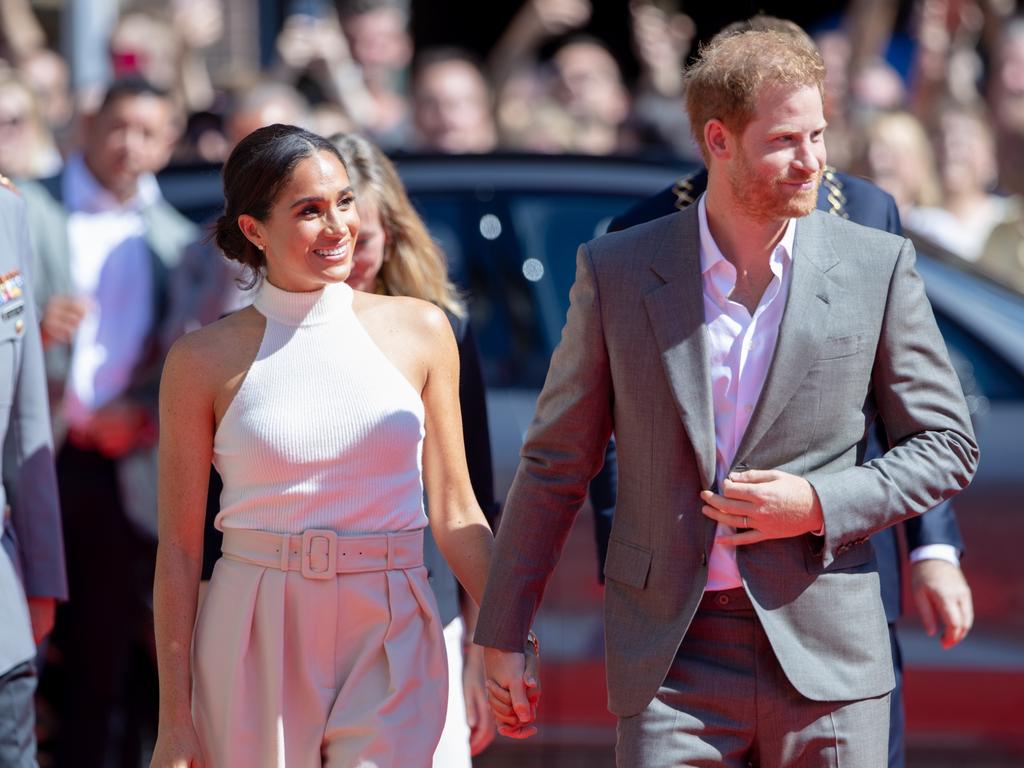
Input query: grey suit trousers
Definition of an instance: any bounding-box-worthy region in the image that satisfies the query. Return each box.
[617,589,889,768]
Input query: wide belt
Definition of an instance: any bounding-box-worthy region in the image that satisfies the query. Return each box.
[221,527,424,580]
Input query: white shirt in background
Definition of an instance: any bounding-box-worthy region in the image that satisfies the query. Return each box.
[61,153,159,427]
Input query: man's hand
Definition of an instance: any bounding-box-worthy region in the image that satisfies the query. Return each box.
[527,0,591,36]
[701,469,824,546]
[912,559,974,649]
[463,644,496,755]
[482,642,541,738]
[40,294,90,347]
[27,596,56,645]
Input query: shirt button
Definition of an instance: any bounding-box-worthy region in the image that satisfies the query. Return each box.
[716,593,729,606]
[744,404,753,412]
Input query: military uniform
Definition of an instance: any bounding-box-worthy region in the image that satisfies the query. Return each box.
[0,181,66,766]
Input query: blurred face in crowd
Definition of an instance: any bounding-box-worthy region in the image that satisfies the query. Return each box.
[20,49,72,130]
[110,13,181,93]
[0,82,36,178]
[815,31,850,121]
[552,42,629,128]
[413,60,496,154]
[83,92,176,201]
[717,83,826,222]
[863,113,938,212]
[342,8,412,81]
[241,151,360,293]
[347,192,386,293]
[228,97,307,148]
[991,27,1024,133]
[934,112,997,195]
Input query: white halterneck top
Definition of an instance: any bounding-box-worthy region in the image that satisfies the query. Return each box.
[213,279,427,535]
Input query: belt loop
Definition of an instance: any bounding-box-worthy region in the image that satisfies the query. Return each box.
[279,534,291,572]
[386,533,396,570]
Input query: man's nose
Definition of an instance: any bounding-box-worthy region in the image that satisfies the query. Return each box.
[794,139,824,173]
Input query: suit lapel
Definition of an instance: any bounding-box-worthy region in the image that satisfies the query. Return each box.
[642,209,716,490]
[733,212,839,465]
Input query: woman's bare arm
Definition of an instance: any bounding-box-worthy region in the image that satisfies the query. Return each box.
[151,331,219,766]
[416,303,494,607]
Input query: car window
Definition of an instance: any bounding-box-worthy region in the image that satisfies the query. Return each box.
[411,190,641,389]
[934,310,1024,408]
[412,193,550,388]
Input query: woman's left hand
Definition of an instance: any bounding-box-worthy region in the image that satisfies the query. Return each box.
[463,644,496,755]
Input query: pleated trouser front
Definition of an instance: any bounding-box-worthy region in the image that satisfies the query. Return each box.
[191,535,448,768]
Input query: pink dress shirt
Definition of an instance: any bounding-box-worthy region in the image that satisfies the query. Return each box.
[698,195,796,591]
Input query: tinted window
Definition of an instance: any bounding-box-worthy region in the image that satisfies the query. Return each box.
[411,190,640,389]
[934,310,1024,404]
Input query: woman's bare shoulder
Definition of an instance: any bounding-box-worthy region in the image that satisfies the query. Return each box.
[351,290,452,338]
[165,306,266,387]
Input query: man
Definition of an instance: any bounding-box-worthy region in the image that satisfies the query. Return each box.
[22,77,196,766]
[412,48,498,154]
[602,163,971,768]
[0,180,66,766]
[594,20,974,768]
[476,30,978,766]
[598,166,971,768]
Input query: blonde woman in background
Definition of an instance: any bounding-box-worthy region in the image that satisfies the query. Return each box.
[856,110,942,219]
[331,131,502,765]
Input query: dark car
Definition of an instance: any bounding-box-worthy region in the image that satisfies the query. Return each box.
[159,154,1024,765]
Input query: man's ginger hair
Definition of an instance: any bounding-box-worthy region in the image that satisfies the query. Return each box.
[684,29,825,163]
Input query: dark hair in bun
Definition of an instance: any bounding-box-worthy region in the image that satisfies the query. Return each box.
[213,124,346,287]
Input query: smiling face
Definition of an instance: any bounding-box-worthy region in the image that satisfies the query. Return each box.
[239,150,360,293]
[346,193,387,293]
[717,83,826,222]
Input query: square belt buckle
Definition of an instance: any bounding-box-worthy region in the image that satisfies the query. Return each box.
[301,530,337,580]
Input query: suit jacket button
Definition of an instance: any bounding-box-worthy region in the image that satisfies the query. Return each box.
[14,319,23,334]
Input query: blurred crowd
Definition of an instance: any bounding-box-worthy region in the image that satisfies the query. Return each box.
[1,0,1023,290]
[1,0,1023,765]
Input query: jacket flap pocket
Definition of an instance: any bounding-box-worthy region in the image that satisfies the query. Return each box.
[604,537,652,589]
[816,334,862,360]
[805,537,875,572]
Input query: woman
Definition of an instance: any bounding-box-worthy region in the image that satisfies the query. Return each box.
[331,131,496,765]
[150,124,494,767]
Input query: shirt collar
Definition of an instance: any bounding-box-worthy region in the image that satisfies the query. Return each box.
[697,193,796,284]
[63,153,162,214]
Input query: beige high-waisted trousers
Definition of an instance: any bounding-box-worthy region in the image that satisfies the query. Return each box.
[192,528,448,767]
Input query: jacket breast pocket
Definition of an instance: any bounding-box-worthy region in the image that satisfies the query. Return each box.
[816,334,863,361]
[603,537,652,589]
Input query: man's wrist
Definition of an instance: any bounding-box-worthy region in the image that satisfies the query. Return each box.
[526,630,539,656]
[909,544,960,567]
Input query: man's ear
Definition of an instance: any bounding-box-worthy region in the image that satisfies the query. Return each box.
[704,119,732,161]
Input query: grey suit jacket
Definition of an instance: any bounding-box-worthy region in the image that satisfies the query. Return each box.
[0,186,65,676]
[475,206,979,717]
[18,174,197,538]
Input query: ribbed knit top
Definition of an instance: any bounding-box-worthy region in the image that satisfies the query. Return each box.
[213,279,427,535]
